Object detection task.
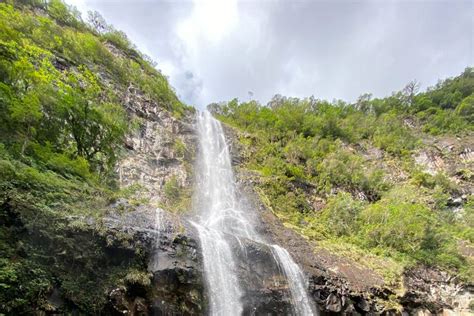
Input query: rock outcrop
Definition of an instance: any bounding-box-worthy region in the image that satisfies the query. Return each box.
[117,85,197,206]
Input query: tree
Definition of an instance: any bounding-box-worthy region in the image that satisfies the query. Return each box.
[47,0,77,26]
[456,94,474,123]
[402,80,420,107]
[87,10,108,34]
[355,93,373,113]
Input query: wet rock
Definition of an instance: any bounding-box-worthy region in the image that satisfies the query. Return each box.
[45,288,65,312]
[358,298,371,312]
[104,206,205,315]
[133,297,148,315]
[107,286,149,316]
[108,287,130,314]
[326,293,342,312]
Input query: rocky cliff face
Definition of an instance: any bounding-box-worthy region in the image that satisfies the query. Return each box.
[236,170,474,315]
[117,84,197,206]
[103,203,205,315]
[103,203,303,315]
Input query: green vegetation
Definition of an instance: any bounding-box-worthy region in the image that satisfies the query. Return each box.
[0,1,190,313]
[212,69,474,282]
[162,175,192,213]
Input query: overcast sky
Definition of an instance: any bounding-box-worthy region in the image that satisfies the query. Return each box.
[66,0,473,108]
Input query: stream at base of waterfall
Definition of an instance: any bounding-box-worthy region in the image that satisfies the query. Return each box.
[190,111,317,316]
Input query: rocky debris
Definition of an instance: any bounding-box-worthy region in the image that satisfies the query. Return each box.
[104,41,129,60]
[460,147,474,162]
[415,135,474,188]
[108,286,149,315]
[52,55,72,71]
[401,266,474,314]
[414,151,445,175]
[403,118,417,129]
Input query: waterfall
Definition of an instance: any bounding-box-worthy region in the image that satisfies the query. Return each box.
[272,245,316,316]
[192,110,249,316]
[193,111,316,315]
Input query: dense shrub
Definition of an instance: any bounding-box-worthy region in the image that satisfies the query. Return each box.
[320,192,364,237]
[359,201,434,254]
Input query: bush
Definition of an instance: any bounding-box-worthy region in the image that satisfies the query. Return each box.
[372,113,416,155]
[320,192,364,237]
[316,148,388,198]
[0,159,15,180]
[411,170,458,193]
[173,139,186,158]
[420,108,469,135]
[47,0,83,29]
[359,201,435,254]
[124,269,152,287]
[163,176,180,201]
[456,94,474,122]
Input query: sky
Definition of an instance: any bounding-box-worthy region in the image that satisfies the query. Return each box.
[65,0,473,108]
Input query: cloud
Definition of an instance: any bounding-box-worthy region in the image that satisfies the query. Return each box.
[66,0,473,108]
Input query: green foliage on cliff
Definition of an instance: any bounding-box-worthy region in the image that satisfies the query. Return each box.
[0,0,190,180]
[0,1,189,313]
[212,69,473,279]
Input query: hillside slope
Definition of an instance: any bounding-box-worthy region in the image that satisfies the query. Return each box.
[211,70,474,312]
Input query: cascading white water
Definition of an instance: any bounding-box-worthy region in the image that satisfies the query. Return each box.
[193,110,249,316]
[192,224,243,315]
[154,208,165,233]
[272,245,316,316]
[193,110,316,316]
[194,111,259,240]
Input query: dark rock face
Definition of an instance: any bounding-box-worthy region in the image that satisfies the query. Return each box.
[108,286,149,315]
[150,234,204,315]
[104,205,205,315]
[231,238,294,315]
[105,205,302,315]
